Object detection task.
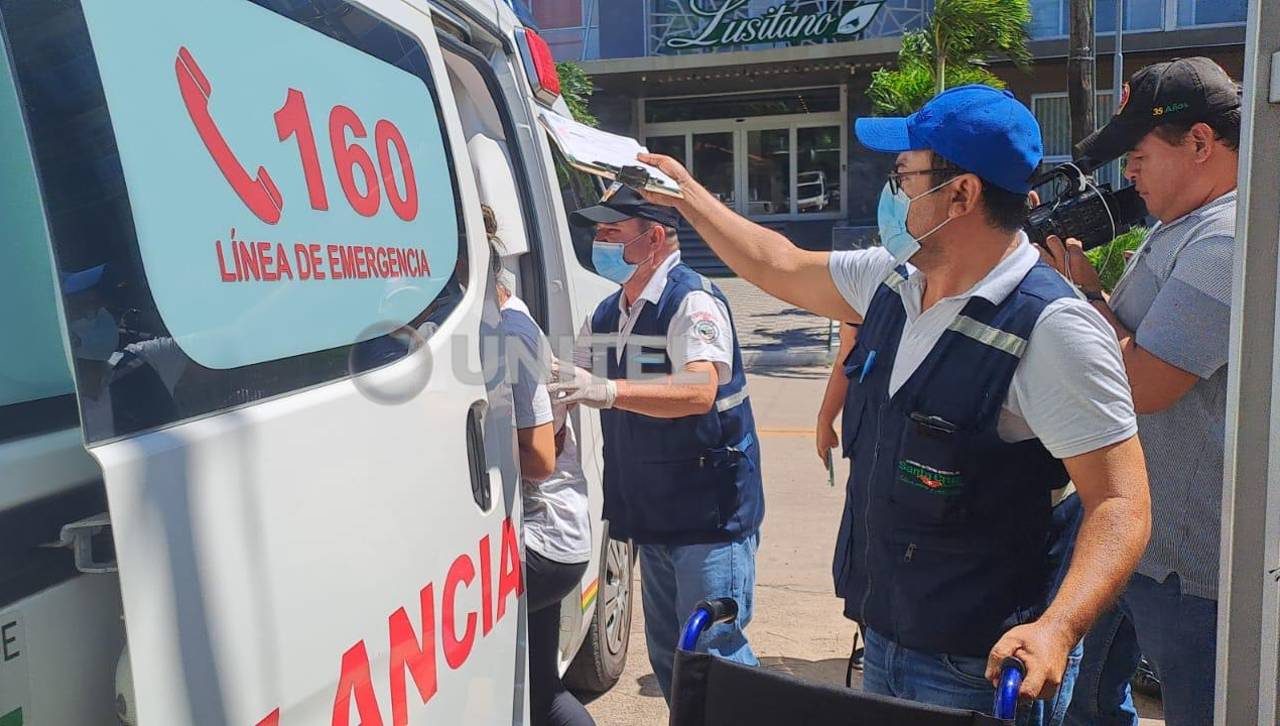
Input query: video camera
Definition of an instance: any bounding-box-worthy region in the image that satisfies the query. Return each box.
[1024,163,1147,251]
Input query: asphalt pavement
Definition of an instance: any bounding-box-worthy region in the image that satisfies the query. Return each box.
[581,367,1166,725]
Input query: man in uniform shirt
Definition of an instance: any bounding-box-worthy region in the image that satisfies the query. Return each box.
[634,85,1151,724]
[550,186,764,703]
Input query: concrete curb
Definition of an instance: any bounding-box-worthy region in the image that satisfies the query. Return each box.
[742,348,835,369]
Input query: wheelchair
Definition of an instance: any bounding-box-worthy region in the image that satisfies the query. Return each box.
[669,598,1025,726]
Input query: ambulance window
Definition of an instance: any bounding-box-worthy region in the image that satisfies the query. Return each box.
[549,143,604,270]
[0,0,466,442]
[0,251,80,442]
[0,31,79,443]
[439,34,549,330]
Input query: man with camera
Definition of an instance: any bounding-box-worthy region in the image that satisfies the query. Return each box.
[636,84,1151,724]
[1042,58,1240,726]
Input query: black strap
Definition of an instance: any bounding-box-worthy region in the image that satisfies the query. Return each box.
[844,625,864,688]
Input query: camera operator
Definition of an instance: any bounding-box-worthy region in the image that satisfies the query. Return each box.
[1042,58,1240,726]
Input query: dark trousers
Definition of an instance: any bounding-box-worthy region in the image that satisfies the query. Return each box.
[527,549,595,726]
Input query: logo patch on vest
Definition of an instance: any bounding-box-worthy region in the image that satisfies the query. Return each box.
[897,460,964,493]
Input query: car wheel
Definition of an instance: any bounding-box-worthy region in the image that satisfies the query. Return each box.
[564,536,633,694]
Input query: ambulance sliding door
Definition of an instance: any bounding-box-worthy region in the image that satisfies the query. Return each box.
[0,0,524,724]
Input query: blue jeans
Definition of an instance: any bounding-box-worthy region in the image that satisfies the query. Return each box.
[1063,603,1141,726]
[862,627,1081,726]
[639,533,759,701]
[1066,573,1217,726]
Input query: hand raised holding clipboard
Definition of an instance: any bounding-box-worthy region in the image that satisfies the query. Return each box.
[538,111,684,198]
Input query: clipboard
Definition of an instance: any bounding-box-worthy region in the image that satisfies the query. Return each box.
[538,111,684,198]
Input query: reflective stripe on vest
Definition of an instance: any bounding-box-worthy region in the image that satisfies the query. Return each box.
[715,389,749,413]
[948,315,1029,358]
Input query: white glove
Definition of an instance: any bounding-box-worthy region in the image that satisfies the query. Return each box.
[548,364,617,409]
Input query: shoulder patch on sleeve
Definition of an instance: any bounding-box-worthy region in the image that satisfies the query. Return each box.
[690,312,722,344]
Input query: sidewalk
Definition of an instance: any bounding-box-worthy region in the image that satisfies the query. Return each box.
[715,277,837,369]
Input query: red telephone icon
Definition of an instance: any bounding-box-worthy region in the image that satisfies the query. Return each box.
[176,46,283,224]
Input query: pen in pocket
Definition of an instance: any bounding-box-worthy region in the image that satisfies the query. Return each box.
[859,350,878,383]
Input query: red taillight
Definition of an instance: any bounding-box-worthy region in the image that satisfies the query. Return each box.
[518,29,560,105]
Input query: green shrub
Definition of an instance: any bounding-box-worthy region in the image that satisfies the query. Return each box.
[556,61,597,127]
[1086,227,1148,292]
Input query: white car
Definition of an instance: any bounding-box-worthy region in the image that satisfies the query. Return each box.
[0,1,631,724]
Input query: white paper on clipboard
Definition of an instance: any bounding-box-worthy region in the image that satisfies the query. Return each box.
[538,111,684,198]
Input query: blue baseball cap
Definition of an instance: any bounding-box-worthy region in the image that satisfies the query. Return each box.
[855,85,1043,194]
[61,264,106,295]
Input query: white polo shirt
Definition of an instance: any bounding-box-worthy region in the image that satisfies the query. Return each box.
[828,237,1137,459]
[577,251,734,384]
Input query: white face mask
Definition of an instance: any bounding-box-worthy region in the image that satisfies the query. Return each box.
[877,176,958,266]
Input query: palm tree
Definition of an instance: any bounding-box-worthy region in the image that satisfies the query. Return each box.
[868,0,1032,115]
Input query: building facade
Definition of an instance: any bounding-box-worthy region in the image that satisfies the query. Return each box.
[526,0,1246,270]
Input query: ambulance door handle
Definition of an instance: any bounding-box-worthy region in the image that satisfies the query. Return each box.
[465,405,491,510]
[54,512,117,574]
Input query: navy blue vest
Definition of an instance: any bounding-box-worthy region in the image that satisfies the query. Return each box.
[832,261,1074,657]
[591,263,764,545]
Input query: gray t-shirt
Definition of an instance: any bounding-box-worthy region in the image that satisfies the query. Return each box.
[1108,191,1236,600]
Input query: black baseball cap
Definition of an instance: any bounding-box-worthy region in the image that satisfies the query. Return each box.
[1075,57,1241,168]
[569,184,680,229]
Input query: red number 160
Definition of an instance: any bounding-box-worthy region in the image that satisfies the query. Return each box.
[274,89,419,222]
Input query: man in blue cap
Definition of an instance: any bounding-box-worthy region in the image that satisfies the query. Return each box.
[637,85,1151,723]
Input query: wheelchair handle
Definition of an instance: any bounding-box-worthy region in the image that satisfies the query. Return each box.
[678,598,739,651]
[993,656,1025,720]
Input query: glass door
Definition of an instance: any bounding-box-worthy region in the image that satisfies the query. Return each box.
[692,131,735,208]
[746,128,790,217]
[645,134,687,167]
[643,107,845,219]
[797,125,842,215]
[641,86,846,221]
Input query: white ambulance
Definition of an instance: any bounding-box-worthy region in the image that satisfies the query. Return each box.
[0,0,630,723]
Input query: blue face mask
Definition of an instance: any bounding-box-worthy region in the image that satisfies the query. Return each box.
[877,177,957,266]
[591,230,651,284]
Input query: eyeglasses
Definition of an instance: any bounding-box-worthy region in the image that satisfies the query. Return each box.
[887,168,961,196]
